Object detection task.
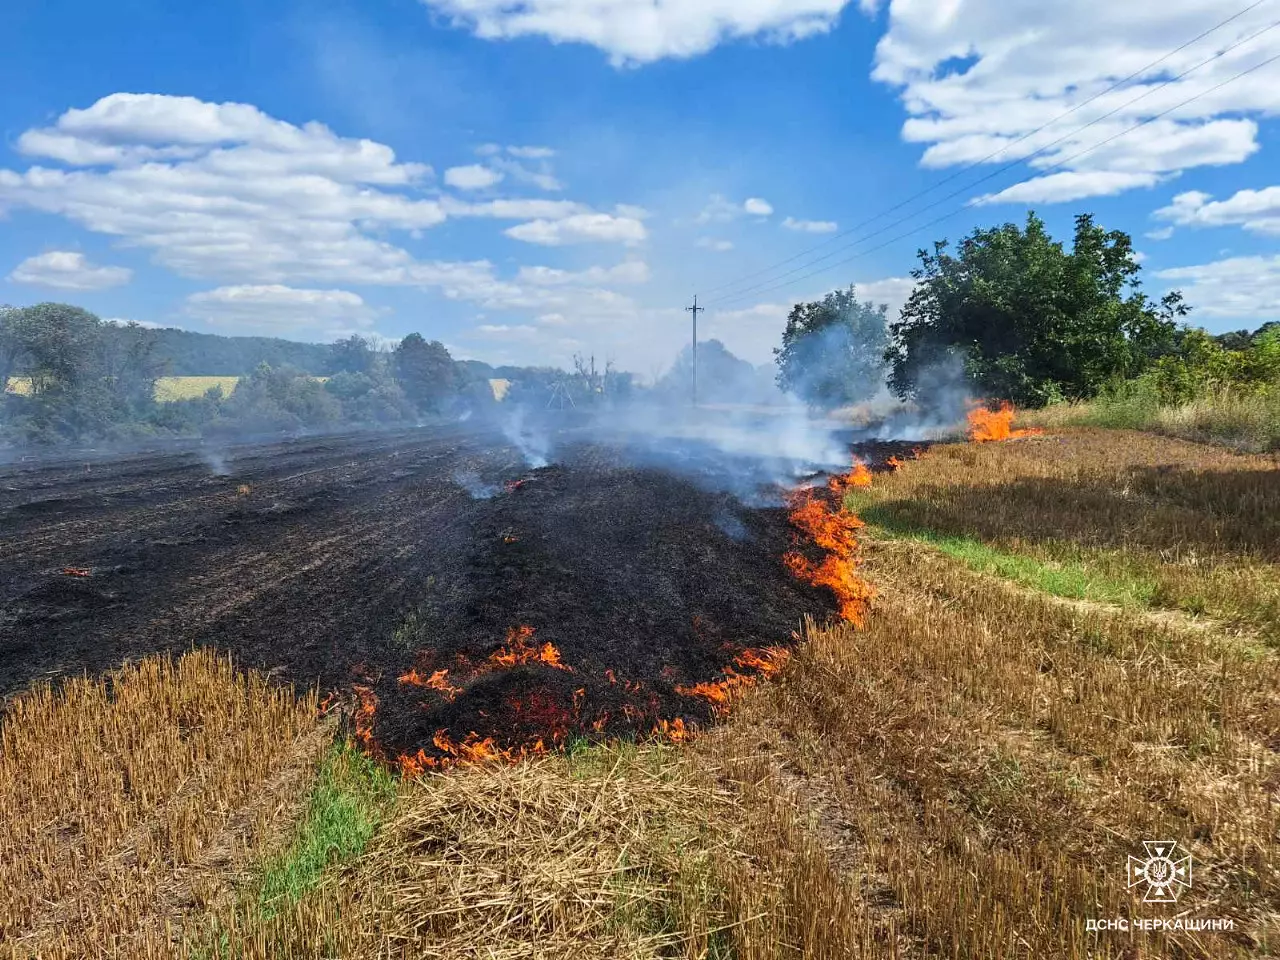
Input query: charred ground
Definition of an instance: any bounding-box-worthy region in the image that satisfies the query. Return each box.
[0,421,913,762]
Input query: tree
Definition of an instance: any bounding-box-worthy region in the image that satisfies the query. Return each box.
[0,306,30,396]
[394,334,459,413]
[329,334,376,375]
[886,212,1187,407]
[774,286,889,408]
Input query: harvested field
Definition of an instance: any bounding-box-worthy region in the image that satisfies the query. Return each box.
[0,421,905,766]
[0,649,327,960]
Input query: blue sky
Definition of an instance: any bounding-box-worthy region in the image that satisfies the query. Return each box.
[2,0,1278,374]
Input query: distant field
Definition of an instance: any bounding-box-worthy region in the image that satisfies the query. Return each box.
[4,375,328,402]
[153,375,241,400]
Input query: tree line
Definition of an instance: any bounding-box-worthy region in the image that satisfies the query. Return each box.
[0,306,493,445]
[774,211,1278,411]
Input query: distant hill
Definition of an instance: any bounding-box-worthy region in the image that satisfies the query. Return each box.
[133,327,336,376]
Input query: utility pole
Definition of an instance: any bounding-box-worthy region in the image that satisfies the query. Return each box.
[685,295,703,407]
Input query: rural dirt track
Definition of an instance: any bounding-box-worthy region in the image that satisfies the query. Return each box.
[0,420,903,761]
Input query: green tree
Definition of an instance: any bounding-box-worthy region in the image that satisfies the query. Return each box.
[394,334,459,413]
[329,334,376,375]
[774,285,889,408]
[886,213,1187,406]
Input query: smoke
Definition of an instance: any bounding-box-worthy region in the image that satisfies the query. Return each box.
[501,406,553,469]
[853,352,972,442]
[200,446,232,476]
[452,469,501,499]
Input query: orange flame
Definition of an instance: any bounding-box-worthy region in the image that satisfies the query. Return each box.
[60,567,91,577]
[827,461,872,495]
[886,456,905,471]
[488,625,573,672]
[966,401,1042,443]
[351,685,382,757]
[398,668,462,700]
[653,717,692,743]
[733,646,791,678]
[784,461,875,627]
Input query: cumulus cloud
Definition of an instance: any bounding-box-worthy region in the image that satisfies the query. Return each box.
[972,170,1163,205]
[7,250,133,290]
[507,146,556,160]
[1157,255,1280,318]
[0,94,447,286]
[696,237,735,252]
[868,1,1280,202]
[695,194,774,224]
[782,216,839,233]
[419,0,857,66]
[1153,186,1280,235]
[444,164,504,189]
[516,260,651,285]
[0,92,646,314]
[184,284,378,333]
[505,212,648,246]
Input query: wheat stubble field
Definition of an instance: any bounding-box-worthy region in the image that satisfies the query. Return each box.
[1,424,1276,958]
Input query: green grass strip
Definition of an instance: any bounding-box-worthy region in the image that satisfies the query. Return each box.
[256,740,397,915]
[854,501,1157,609]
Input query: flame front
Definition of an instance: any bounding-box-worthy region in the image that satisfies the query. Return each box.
[966,401,1042,442]
[783,460,874,628]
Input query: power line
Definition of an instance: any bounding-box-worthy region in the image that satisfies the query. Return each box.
[710,47,1280,311]
[686,299,706,407]
[708,15,1280,308]
[697,0,1274,304]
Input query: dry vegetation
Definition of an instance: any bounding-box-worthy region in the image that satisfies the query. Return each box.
[2,426,1276,958]
[849,428,1280,638]
[0,650,326,960]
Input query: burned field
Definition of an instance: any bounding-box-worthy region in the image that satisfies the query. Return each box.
[0,422,896,768]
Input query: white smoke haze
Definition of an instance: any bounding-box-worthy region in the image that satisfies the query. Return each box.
[501,406,552,468]
[200,446,232,477]
[484,335,974,506]
[452,469,501,499]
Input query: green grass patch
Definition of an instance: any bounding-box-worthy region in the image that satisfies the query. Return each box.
[255,740,397,915]
[852,497,1158,608]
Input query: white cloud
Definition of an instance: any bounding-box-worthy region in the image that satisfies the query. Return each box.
[0,94,447,286]
[8,250,133,290]
[184,284,378,333]
[473,323,540,339]
[695,194,741,224]
[0,92,643,312]
[1157,255,1280,318]
[696,237,735,252]
[506,145,556,160]
[615,203,651,220]
[505,212,648,246]
[419,0,857,66]
[1153,186,1280,235]
[782,216,838,233]
[444,164,504,189]
[973,170,1163,205]
[868,2,1280,203]
[1145,226,1175,240]
[517,260,651,285]
[695,194,774,224]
